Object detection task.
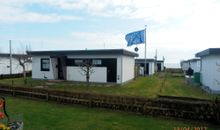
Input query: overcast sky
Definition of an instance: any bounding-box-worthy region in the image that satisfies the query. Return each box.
[0,0,220,67]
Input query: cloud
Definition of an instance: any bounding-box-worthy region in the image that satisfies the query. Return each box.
[2,0,220,25]
[70,31,126,49]
[0,0,81,23]
[1,0,220,65]
[39,0,195,22]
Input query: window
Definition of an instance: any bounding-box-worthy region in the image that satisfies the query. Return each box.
[75,59,83,65]
[92,59,102,65]
[41,58,50,71]
[66,59,74,66]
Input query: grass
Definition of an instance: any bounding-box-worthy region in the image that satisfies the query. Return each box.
[1,96,219,130]
[0,72,219,100]
[160,73,220,100]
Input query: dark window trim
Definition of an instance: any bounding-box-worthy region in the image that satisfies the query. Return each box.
[41,58,50,71]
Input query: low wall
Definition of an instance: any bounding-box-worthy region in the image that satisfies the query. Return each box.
[0,72,31,79]
[0,85,219,124]
[166,68,183,73]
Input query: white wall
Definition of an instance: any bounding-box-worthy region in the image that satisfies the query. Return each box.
[181,62,190,71]
[0,57,31,75]
[201,55,220,92]
[149,62,155,75]
[181,60,200,73]
[161,62,164,71]
[67,66,107,83]
[190,60,200,73]
[32,56,56,80]
[122,56,134,83]
[68,54,122,84]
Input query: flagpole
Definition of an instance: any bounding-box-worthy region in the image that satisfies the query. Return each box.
[144,25,147,76]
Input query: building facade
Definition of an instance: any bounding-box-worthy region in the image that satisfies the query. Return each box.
[28,49,138,84]
[0,53,31,75]
[135,59,155,75]
[196,48,220,93]
[180,58,200,73]
[156,60,165,72]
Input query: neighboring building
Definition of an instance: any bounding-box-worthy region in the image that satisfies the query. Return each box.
[28,49,138,84]
[0,53,32,75]
[180,58,200,73]
[156,60,165,72]
[196,48,220,93]
[135,59,155,75]
[180,60,189,72]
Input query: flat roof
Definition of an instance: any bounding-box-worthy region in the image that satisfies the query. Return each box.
[27,49,138,57]
[181,58,200,63]
[135,59,164,63]
[0,53,27,58]
[195,48,220,57]
[136,59,154,62]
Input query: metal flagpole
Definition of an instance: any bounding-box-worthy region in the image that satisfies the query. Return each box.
[9,40,12,75]
[144,25,147,76]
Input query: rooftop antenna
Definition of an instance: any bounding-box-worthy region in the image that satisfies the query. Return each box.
[155,49,158,72]
[9,40,12,75]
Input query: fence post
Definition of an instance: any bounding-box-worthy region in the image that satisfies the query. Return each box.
[12,87,16,97]
[214,98,220,124]
[143,103,148,115]
[46,92,49,101]
[89,99,93,108]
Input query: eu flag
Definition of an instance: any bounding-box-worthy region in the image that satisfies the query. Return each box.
[125,29,145,46]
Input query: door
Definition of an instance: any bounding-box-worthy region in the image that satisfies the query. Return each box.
[102,59,117,82]
[58,58,64,79]
[141,63,149,75]
[157,63,161,71]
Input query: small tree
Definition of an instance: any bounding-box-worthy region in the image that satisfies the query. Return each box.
[78,59,94,86]
[15,45,32,79]
[16,54,32,78]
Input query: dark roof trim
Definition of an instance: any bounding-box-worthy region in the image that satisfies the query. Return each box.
[196,48,220,57]
[0,53,27,58]
[182,58,200,63]
[135,59,155,63]
[136,58,155,61]
[27,49,138,57]
[156,60,164,63]
[135,59,164,63]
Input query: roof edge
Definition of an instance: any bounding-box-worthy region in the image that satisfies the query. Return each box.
[27,49,138,57]
[196,48,220,57]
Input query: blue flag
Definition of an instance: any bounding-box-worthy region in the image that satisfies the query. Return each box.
[125,29,145,46]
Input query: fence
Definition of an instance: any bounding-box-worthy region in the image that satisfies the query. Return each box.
[166,68,183,73]
[0,72,31,79]
[0,85,219,124]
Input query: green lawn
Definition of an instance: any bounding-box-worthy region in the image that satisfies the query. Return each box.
[160,73,219,100]
[1,96,219,130]
[0,72,219,99]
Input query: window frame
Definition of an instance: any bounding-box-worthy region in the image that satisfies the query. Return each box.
[92,59,102,65]
[41,58,50,71]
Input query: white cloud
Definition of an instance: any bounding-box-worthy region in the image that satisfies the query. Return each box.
[0,0,81,23]
[70,32,126,49]
[2,0,220,25]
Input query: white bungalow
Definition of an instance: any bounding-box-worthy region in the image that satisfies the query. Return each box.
[156,60,165,72]
[195,48,220,93]
[135,59,155,75]
[28,49,138,84]
[0,53,32,75]
[180,58,200,74]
